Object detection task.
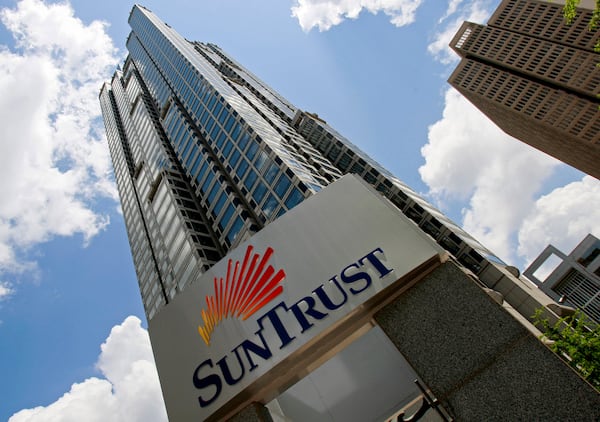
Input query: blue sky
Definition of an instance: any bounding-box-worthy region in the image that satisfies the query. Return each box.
[0,0,598,420]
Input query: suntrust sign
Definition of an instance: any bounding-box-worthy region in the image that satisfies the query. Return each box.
[149,175,444,421]
[193,246,392,408]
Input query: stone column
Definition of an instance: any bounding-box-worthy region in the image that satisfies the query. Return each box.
[374,261,600,421]
[228,402,273,422]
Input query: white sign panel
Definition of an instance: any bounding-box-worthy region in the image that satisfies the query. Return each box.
[148,175,443,421]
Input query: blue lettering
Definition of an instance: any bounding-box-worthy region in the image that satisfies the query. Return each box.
[238,330,272,371]
[340,262,372,294]
[359,248,393,278]
[192,359,222,407]
[216,348,245,386]
[289,295,329,333]
[256,302,296,349]
[313,276,348,311]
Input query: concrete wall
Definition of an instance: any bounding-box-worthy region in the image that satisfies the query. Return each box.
[229,403,273,422]
[375,262,600,421]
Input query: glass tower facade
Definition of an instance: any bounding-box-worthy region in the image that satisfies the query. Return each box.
[100,5,503,320]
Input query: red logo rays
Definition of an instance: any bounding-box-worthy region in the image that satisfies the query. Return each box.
[198,245,286,345]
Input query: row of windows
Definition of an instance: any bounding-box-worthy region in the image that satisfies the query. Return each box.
[106,72,222,318]
[102,102,166,318]
[491,0,598,50]
[462,25,599,95]
[229,82,329,189]
[297,113,500,274]
[131,10,207,118]
[127,16,255,251]
[127,37,170,110]
[453,59,600,142]
[162,103,250,247]
[132,6,320,219]
[131,11,303,220]
[163,82,307,227]
[207,45,297,120]
[132,14,327,200]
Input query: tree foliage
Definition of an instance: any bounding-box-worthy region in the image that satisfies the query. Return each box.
[563,0,600,51]
[533,308,600,391]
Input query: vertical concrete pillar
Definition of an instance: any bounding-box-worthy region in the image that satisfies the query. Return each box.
[374,262,600,421]
[228,402,273,422]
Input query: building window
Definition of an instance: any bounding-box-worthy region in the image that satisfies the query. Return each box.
[284,188,304,210]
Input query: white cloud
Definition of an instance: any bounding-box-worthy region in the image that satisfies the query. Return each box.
[428,0,492,64]
[439,0,464,22]
[518,176,600,265]
[0,281,13,300]
[291,0,423,32]
[420,88,561,264]
[0,0,120,276]
[9,316,168,422]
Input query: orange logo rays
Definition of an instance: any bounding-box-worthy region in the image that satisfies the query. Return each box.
[198,245,286,346]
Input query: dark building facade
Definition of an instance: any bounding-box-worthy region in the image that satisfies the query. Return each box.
[449,0,600,179]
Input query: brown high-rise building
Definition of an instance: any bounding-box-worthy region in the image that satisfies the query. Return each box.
[448,0,600,179]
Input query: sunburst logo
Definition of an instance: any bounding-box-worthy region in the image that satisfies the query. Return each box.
[198,245,286,346]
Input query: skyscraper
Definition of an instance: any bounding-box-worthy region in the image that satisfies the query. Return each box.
[98,5,600,421]
[448,0,600,179]
[100,5,509,322]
